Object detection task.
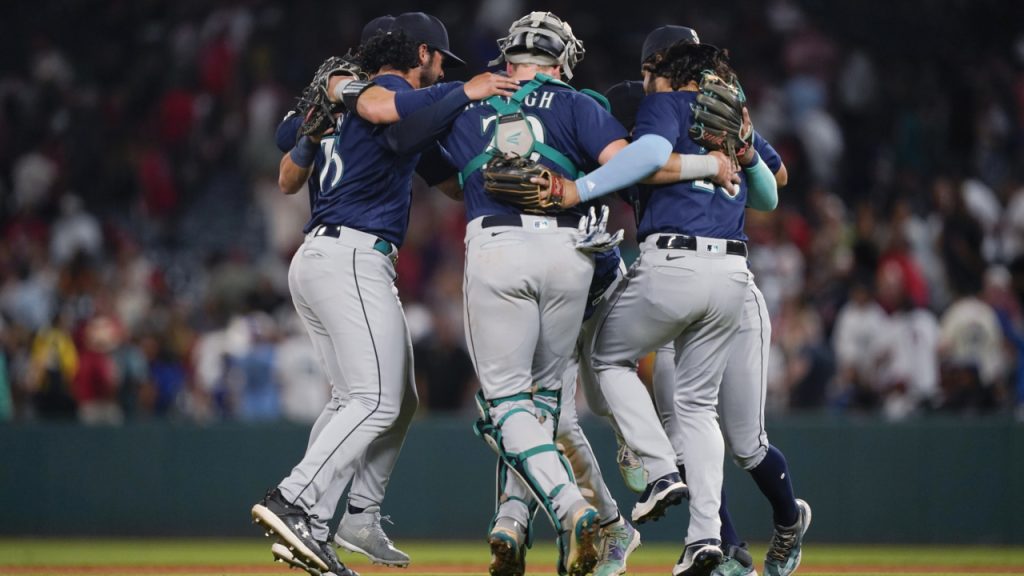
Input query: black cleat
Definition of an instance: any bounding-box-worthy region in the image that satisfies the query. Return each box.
[252,488,329,573]
[630,472,688,524]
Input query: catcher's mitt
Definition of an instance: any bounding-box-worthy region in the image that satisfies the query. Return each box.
[482,156,564,214]
[295,54,366,139]
[688,70,752,168]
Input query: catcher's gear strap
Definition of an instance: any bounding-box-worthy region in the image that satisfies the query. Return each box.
[743,151,778,211]
[341,80,376,116]
[460,73,590,187]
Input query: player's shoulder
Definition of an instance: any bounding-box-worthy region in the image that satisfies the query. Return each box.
[374,74,414,91]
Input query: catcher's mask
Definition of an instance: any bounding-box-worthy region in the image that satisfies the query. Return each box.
[489,11,584,79]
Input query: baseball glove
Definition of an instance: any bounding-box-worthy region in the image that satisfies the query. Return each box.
[688,70,752,168]
[295,54,365,139]
[482,156,564,214]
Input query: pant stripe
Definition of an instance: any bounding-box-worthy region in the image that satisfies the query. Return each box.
[752,284,768,455]
[291,248,383,503]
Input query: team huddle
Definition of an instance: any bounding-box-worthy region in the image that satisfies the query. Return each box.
[249,10,810,576]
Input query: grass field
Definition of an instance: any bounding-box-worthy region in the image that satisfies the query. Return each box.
[1,539,1023,576]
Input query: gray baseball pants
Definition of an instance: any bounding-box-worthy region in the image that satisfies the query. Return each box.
[592,235,750,544]
[464,214,593,527]
[653,280,772,472]
[278,228,417,539]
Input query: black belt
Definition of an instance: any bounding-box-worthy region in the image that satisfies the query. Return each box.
[311,225,394,257]
[481,214,580,229]
[655,234,748,258]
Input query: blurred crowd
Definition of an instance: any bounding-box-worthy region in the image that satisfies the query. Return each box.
[1,0,1023,425]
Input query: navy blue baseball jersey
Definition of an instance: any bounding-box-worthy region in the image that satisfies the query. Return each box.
[633,91,758,242]
[309,74,463,247]
[439,83,627,221]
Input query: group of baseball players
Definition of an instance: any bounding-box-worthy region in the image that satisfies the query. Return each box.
[249,10,811,576]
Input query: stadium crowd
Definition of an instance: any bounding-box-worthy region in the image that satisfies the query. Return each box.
[1,0,1023,424]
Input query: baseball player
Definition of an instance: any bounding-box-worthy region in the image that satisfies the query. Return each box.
[538,39,780,576]
[603,27,811,576]
[251,13,519,576]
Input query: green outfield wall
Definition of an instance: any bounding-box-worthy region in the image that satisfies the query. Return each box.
[1,416,1021,543]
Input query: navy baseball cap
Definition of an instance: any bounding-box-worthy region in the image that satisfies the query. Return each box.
[604,80,646,130]
[361,15,394,44]
[641,25,701,64]
[392,12,466,68]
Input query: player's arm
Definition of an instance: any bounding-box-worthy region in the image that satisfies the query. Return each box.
[275,112,314,195]
[416,143,461,200]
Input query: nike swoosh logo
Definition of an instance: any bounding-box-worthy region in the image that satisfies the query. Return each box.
[665,254,687,261]
[491,231,511,237]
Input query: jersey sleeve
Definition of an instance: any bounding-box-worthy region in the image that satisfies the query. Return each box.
[752,131,783,173]
[573,94,628,164]
[632,93,681,146]
[395,81,465,118]
[275,112,303,152]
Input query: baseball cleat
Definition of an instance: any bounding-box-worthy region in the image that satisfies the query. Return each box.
[252,488,329,573]
[487,518,527,576]
[563,502,600,576]
[711,543,757,576]
[763,499,812,576]
[335,505,411,567]
[272,543,321,576]
[320,541,360,576]
[615,440,647,494]
[672,539,724,576]
[594,517,641,576]
[631,472,688,524]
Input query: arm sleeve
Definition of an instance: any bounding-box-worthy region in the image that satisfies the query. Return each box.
[415,143,457,187]
[275,113,303,152]
[744,151,779,211]
[575,134,673,202]
[752,131,783,174]
[394,81,465,118]
[380,86,471,156]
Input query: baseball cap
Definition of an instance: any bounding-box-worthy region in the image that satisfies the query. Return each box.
[603,80,645,130]
[641,25,701,64]
[392,12,466,68]
[361,15,395,44]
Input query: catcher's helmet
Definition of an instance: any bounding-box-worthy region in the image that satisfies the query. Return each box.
[489,12,584,79]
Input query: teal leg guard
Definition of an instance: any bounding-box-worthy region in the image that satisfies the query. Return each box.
[473,389,581,574]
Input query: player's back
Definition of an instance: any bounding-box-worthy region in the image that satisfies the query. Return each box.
[442,81,626,221]
[633,91,748,242]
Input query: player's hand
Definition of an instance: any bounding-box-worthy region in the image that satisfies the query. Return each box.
[464,73,520,101]
[530,173,580,208]
[709,150,741,197]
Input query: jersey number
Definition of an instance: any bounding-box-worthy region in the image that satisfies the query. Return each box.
[319,137,343,194]
[693,178,740,201]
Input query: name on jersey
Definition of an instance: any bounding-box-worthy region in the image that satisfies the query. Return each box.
[466,91,556,111]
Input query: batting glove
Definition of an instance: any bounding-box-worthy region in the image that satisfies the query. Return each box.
[575,205,624,254]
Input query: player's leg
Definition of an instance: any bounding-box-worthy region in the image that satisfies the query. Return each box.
[466,221,599,576]
[578,276,647,495]
[255,237,407,572]
[335,296,417,567]
[661,253,748,576]
[590,259,688,525]
[718,283,809,576]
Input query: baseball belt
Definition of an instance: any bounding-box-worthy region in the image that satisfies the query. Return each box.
[655,234,748,258]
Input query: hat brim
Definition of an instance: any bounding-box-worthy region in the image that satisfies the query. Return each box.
[436,48,466,68]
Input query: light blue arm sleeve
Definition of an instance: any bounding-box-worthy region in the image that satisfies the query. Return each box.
[744,151,778,211]
[575,134,673,203]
